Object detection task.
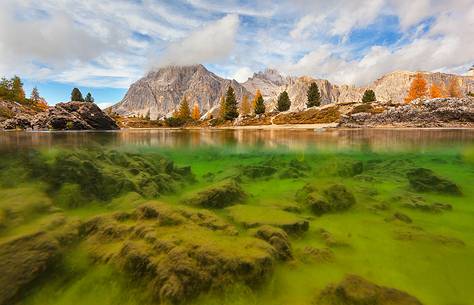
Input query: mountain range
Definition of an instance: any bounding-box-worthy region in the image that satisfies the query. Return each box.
[110,64,474,120]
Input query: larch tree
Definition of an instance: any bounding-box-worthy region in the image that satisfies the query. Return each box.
[429,83,444,98]
[447,78,462,98]
[277,90,291,112]
[218,96,226,120]
[177,96,191,120]
[253,90,265,115]
[405,73,427,103]
[362,89,376,103]
[71,88,84,102]
[224,86,239,120]
[192,103,201,120]
[240,95,250,116]
[11,76,25,102]
[30,87,40,102]
[306,82,321,108]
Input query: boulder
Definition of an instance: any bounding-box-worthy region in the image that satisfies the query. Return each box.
[252,225,293,261]
[385,212,412,224]
[1,101,119,130]
[403,202,452,213]
[407,168,461,195]
[314,274,423,305]
[185,180,245,208]
[241,165,277,179]
[297,184,356,215]
[0,232,61,305]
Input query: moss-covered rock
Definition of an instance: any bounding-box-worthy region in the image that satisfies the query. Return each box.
[296,184,356,215]
[185,180,245,208]
[241,165,277,179]
[0,232,61,305]
[403,202,452,213]
[251,225,293,261]
[80,203,277,304]
[314,274,423,305]
[227,205,309,235]
[407,168,461,195]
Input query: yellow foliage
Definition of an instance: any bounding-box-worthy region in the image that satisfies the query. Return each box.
[405,73,427,103]
[192,103,201,120]
[240,95,250,116]
[430,83,444,98]
[448,78,462,98]
[252,90,262,113]
[177,96,191,119]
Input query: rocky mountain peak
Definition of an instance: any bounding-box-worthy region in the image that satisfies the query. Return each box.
[111,64,251,119]
[468,65,474,76]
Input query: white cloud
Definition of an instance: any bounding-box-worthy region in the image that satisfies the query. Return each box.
[152,14,240,68]
[230,67,253,82]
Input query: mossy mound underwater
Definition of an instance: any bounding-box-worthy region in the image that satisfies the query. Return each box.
[0,131,474,305]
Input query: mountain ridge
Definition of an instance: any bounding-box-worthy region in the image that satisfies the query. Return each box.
[111,65,474,118]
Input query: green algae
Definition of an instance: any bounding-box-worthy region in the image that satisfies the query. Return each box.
[0,129,473,305]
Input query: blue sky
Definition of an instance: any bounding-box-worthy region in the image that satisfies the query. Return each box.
[0,0,473,108]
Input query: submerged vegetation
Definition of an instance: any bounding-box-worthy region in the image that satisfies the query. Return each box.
[0,130,473,305]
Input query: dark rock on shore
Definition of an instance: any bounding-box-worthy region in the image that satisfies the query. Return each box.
[0,101,119,130]
[314,274,423,305]
[340,98,474,128]
[407,168,461,195]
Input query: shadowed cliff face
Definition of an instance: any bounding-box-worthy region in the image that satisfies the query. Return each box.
[111,65,252,120]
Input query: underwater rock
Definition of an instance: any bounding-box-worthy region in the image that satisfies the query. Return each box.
[386,212,413,224]
[297,184,356,215]
[407,168,461,195]
[252,225,293,261]
[403,202,452,213]
[241,165,277,179]
[318,229,351,248]
[0,232,61,305]
[314,274,423,305]
[227,205,309,235]
[337,160,364,177]
[301,246,334,263]
[185,180,245,208]
[394,230,465,247]
[81,204,277,304]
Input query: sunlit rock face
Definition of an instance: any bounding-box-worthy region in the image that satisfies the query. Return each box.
[110,64,252,120]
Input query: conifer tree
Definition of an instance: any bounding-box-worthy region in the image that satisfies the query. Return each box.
[192,103,201,120]
[240,95,250,116]
[224,86,239,120]
[306,82,321,107]
[177,96,191,120]
[362,89,376,103]
[71,88,84,102]
[145,109,151,120]
[277,90,291,112]
[405,73,427,103]
[253,90,265,115]
[84,92,94,103]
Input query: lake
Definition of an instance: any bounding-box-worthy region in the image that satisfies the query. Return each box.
[1,129,473,305]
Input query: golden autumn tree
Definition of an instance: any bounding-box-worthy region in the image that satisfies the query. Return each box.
[191,103,201,120]
[405,73,427,103]
[447,78,462,97]
[429,83,444,98]
[218,96,226,120]
[177,96,191,120]
[240,95,250,116]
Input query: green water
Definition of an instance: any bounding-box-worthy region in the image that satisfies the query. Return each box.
[1,129,474,305]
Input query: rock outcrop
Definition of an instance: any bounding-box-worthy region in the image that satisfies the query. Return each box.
[0,102,119,130]
[314,275,423,305]
[111,64,252,120]
[340,98,474,128]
